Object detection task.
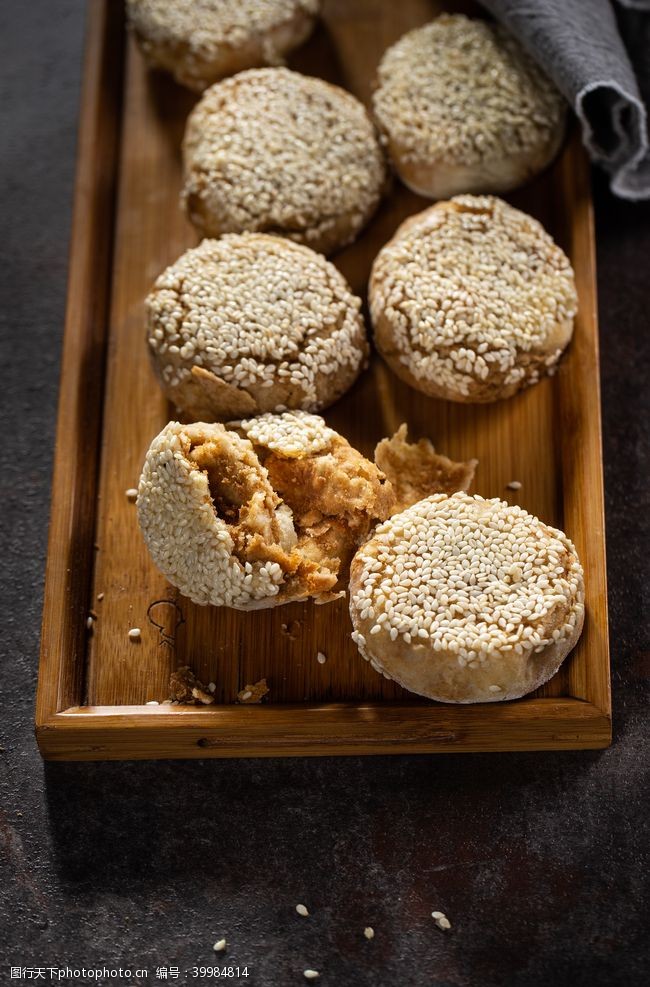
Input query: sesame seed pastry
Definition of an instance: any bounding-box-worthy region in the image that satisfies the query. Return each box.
[137,414,478,610]
[182,67,388,254]
[136,415,394,610]
[126,0,320,93]
[369,195,578,403]
[146,234,369,421]
[372,14,566,199]
[349,492,585,703]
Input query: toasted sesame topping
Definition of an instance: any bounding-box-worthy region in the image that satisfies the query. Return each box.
[373,14,565,171]
[147,235,367,416]
[432,911,452,930]
[213,939,227,953]
[507,480,523,490]
[128,627,141,641]
[350,492,584,673]
[364,927,374,940]
[125,488,138,502]
[370,196,577,402]
[296,903,309,916]
[182,68,386,252]
[239,411,338,458]
[127,0,319,92]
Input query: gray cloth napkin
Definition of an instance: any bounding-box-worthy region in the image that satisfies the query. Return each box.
[480,0,650,199]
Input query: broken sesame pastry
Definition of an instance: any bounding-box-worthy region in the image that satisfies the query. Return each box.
[372,14,566,199]
[136,415,395,610]
[369,195,577,403]
[146,234,368,422]
[182,67,387,254]
[349,492,584,703]
[374,425,477,513]
[126,0,320,93]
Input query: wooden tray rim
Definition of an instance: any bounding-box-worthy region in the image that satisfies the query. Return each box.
[35,0,611,761]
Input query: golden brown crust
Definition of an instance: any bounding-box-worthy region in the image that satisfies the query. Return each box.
[374,424,477,511]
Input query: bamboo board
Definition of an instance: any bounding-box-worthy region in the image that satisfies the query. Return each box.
[36,0,611,760]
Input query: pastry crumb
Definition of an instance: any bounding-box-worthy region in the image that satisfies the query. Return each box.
[170,666,215,705]
[375,424,477,512]
[237,679,269,704]
[432,910,452,930]
[281,620,302,640]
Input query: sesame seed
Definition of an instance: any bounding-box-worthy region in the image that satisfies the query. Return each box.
[146,700,159,706]
[303,972,319,981]
[96,592,104,601]
[208,682,216,693]
[125,488,138,502]
[316,652,327,665]
[432,911,452,930]
[86,616,94,630]
[213,939,227,953]
[296,904,309,917]
[364,927,374,940]
[128,627,141,641]
[507,480,523,490]
[241,691,252,701]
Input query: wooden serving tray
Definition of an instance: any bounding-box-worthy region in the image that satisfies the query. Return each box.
[36,0,611,760]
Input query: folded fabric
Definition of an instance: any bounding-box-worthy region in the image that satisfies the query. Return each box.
[480,0,650,199]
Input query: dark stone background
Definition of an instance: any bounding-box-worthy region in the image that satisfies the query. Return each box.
[1,3,648,986]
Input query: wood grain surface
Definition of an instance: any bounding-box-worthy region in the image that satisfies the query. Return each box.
[37,0,610,759]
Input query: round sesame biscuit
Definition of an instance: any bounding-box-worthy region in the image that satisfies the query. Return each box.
[372,14,566,199]
[349,492,585,704]
[137,415,395,610]
[369,195,577,403]
[126,0,319,93]
[182,68,388,254]
[146,234,369,421]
